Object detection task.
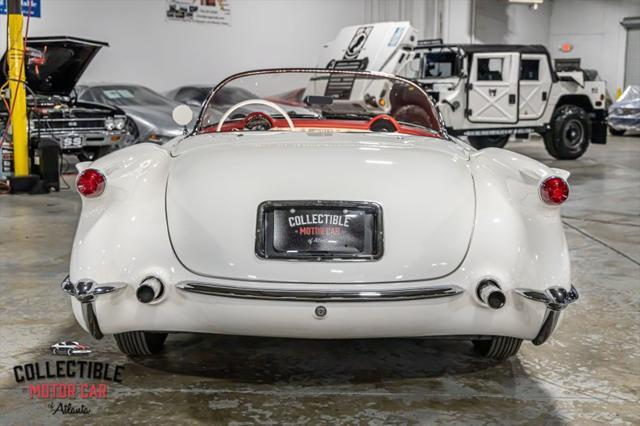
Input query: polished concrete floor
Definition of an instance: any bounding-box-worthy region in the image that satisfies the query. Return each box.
[0,136,638,425]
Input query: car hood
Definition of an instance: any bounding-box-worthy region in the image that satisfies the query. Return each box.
[0,36,107,96]
[166,132,476,283]
[120,104,198,136]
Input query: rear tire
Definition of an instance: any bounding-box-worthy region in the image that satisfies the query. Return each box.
[543,105,590,160]
[472,336,522,360]
[114,331,167,356]
[467,135,510,149]
[609,127,626,136]
[77,146,113,162]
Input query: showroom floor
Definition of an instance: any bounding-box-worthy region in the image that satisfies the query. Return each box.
[0,136,638,425]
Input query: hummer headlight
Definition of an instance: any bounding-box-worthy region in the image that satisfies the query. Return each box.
[104,117,115,131]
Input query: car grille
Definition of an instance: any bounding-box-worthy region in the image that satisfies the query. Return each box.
[34,117,106,131]
[613,108,639,116]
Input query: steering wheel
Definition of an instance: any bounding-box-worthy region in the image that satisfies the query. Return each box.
[216,99,295,132]
[243,112,275,131]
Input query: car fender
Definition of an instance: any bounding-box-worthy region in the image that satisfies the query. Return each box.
[465,148,571,294]
[70,143,175,287]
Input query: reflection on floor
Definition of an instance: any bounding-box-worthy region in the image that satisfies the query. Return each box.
[0,135,638,424]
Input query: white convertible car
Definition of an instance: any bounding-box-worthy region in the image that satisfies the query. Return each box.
[62,69,578,360]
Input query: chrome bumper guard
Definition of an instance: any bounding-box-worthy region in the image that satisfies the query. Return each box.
[177,282,464,302]
[515,285,579,345]
[61,276,126,339]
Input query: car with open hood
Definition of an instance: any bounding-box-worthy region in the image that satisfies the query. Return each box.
[61,68,578,361]
[0,36,131,162]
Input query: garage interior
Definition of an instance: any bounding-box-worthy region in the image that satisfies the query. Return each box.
[1,0,639,424]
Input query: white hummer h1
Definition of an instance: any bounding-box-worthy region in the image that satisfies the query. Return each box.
[319,22,608,159]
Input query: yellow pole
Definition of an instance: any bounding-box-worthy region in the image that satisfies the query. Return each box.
[7,0,29,176]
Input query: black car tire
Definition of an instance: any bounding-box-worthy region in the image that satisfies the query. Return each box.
[609,127,626,136]
[114,331,168,356]
[472,336,522,360]
[125,118,140,144]
[77,146,113,162]
[66,348,73,356]
[543,105,591,160]
[467,135,510,149]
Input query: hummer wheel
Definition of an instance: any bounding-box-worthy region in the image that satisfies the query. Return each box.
[544,105,591,160]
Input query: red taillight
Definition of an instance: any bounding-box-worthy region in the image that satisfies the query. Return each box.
[76,168,106,198]
[540,176,569,205]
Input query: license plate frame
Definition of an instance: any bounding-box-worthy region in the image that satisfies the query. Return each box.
[256,201,383,261]
[60,135,85,149]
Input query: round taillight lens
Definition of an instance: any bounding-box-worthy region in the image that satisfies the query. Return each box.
[76,169,106,198]
[540,176,569,205]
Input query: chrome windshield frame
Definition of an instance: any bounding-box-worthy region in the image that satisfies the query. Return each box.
[194,68,449,139]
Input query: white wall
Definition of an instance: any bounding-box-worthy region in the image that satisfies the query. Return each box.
[442,0,473,43]
[474,0,551,45]
[364,0,473,43]
[1,0,366,92]
[548,0,640,95]
[365,0,438,39]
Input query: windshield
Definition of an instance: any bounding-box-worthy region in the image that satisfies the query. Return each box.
[423,51,459,78]
[84,86,175,107]
[198,69,444,136]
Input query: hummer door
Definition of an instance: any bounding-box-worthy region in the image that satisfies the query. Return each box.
[518,54,552,120]
[467,52,520,123]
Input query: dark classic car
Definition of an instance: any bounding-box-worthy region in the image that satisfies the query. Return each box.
[0,36,131,161]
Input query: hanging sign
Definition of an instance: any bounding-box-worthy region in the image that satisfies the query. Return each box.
[0,0,41,18]
[166,0,230,26]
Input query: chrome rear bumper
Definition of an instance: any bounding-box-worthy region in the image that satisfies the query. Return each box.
[61,273,576,343]
[61,276,126,339]
[515,285,579,345]
[176,282,465,302]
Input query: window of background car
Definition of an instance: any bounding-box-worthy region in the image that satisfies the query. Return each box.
[397,54,421,80]
[423,52,459,78]
[520,59,540,81]
[477,58,504,81]
[90,86,174,107]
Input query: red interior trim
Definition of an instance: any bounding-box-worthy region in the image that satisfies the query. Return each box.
[201,118,442,139]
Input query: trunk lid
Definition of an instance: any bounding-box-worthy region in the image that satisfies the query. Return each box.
[166,132,475,283]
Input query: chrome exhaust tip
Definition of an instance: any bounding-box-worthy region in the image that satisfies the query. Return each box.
[136,277,164,304]
[477,280,506,309]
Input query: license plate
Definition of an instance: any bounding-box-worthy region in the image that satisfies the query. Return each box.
[256,201,383,260]
[61,135,84,149]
